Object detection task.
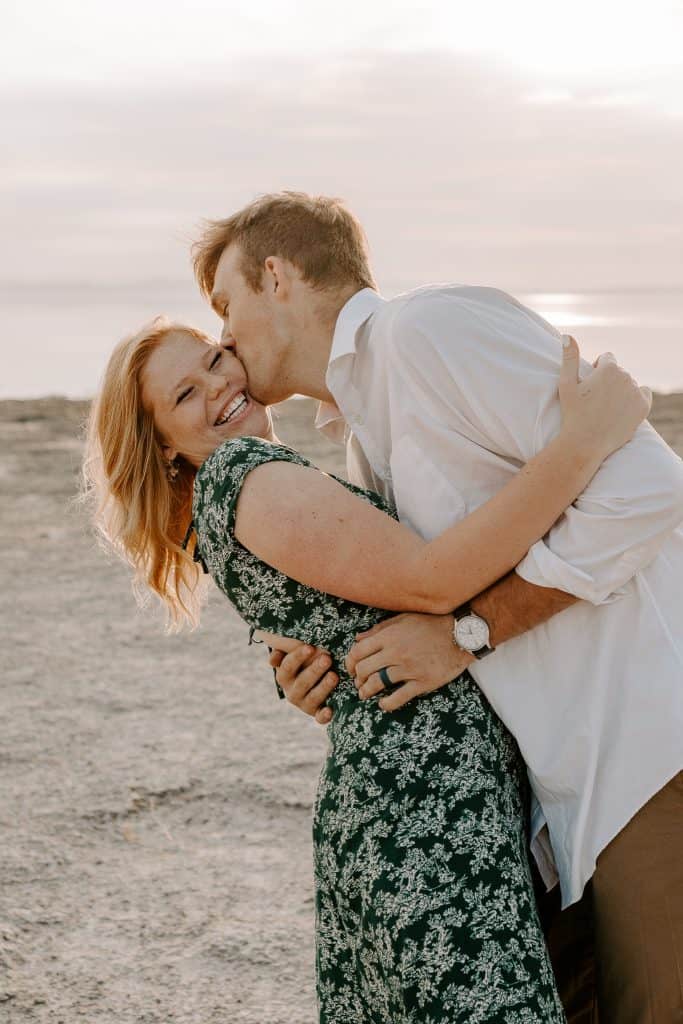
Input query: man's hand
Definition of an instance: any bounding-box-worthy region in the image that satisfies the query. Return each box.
[345,613,475,712]
[258,632,338,725]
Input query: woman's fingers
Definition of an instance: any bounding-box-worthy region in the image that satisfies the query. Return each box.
[558,334,580,398]
[593,351,617,368]
[558,335,623,385]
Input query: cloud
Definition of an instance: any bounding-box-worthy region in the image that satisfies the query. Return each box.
[1,51,681,397]
[3,52,681,294]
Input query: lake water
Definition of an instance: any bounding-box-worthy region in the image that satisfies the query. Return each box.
[2,283,682,398]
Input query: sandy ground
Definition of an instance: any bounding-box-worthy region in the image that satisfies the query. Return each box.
[1,393,682,1024]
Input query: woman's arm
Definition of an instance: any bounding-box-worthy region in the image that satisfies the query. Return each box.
[235,340,650,614]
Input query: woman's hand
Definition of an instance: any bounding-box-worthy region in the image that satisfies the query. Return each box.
[559,335,651,458]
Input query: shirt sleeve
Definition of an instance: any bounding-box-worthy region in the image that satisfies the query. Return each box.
[386,287,683,605]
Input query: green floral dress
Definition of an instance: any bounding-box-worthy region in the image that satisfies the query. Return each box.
[192,437,565,1024]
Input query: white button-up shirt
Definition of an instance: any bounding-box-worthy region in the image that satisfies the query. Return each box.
[316,285,683,907]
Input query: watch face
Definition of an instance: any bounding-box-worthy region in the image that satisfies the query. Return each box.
[456,614,490,652]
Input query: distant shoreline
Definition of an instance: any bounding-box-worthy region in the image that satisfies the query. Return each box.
[2,391,682,411]
[2,392,681,463]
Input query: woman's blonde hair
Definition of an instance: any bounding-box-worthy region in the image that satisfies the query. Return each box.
[82,316,212,631]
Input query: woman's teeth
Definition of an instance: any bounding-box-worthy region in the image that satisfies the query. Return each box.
[216,392,248,426]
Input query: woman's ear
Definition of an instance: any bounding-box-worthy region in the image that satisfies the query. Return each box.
[161,442,178,463]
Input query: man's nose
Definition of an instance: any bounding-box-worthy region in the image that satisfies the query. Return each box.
[220,322,234,347]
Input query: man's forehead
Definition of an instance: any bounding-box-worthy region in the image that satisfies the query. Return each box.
[211,245,239,308]
[215,242,241,281]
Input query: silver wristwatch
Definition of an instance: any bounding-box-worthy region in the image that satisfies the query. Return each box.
[452,601,495,659]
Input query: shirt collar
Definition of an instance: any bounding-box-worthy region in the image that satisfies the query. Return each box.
[328,287,386,367]
[316,288,385,445]
[314,398,347,444]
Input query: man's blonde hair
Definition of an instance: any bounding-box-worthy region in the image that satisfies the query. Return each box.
[82,317,212,631]
[192,191,376,299]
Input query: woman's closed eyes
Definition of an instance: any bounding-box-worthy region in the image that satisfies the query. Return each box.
[176,349,224,405]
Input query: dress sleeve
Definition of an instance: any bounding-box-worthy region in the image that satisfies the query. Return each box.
[191,436,310,572]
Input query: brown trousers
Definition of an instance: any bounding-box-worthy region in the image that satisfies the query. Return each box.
[535,771,683,1024]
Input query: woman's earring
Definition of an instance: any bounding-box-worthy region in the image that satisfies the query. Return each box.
[166,459,179,482]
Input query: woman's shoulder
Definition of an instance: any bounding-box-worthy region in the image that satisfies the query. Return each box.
[192,436,312,513]
[198,435,309,478]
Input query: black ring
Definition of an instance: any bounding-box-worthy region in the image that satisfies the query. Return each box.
[378,666,394,689]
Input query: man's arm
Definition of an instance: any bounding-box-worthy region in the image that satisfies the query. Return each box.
[345,572,579,711]
[473,570,578,648]
[268,571,578,720]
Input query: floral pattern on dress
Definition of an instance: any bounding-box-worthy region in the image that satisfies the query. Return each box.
[192,436,565,1024]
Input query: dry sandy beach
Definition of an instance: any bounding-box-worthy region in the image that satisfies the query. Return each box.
[2,394,682,1024]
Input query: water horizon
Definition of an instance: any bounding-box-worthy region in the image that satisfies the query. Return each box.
[3,283,682,400]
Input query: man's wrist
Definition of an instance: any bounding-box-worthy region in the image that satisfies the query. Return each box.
[468,571,579,648]
[468,591,503,648]
[452,602,495,659]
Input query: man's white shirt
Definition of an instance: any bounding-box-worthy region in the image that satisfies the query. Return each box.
[316,285,683,907]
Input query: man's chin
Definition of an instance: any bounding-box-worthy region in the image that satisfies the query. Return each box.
[238,354,292,406]
[249,382,295,407]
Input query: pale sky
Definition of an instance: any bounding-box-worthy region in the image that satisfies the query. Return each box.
[2,0,682,396]
[4,0,683,91]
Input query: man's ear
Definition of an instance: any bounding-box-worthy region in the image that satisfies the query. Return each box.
[264,256,290,298]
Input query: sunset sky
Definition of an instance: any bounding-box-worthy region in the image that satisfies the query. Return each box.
[2,1,682,396]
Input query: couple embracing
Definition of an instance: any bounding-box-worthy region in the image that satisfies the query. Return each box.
[86,192,683,1023]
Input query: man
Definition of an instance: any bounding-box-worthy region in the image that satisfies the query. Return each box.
[192,191,683,1021]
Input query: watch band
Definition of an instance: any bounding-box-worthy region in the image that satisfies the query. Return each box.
[470,642,495,660]
[452,600,473,620]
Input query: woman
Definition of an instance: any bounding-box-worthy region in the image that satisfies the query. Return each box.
[84,316,648,1023]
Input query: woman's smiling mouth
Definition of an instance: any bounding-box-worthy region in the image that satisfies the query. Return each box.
[215,391,250,426]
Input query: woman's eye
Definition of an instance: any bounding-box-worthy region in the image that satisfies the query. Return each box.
[210,350,222,370]
[176,387,193,405]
